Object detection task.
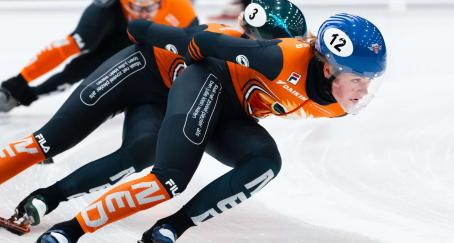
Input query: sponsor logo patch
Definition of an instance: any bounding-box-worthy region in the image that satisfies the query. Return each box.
[165,179,180,196]
[35,133,50,154]
[368,43,382,54]
[165,44,178,54]
[287,72,301,85]
[276,80,307,101]
[235,55,249,67]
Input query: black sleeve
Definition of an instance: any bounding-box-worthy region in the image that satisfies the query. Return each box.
[127,20,206,57]
[189,31,283,80]
[70,2,121,51]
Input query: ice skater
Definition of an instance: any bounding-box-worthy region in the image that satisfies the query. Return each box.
[0,0,308,237]
[0,0,198,112]
[37,10,387,243]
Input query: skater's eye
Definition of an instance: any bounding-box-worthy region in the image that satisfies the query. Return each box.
[129,2,160,13]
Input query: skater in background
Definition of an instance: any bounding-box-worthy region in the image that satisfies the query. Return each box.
[0,0,307,236]
[36,11,387,243]
[0,0,198,112]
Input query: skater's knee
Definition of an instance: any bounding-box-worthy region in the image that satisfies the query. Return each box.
[253,143,282,175]
[120,133,157,171]
[229,150,282,196]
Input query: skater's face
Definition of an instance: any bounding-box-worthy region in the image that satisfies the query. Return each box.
[324,63,370,110]
[129,0,160,20]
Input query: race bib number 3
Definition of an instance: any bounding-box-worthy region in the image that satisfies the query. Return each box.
[244,3,267,27]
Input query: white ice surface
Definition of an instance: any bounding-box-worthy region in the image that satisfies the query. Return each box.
[1,3,454,243]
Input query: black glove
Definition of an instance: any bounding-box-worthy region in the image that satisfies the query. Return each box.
[0,86,18,112]
[15,186,61,221]
[1,74,37,106]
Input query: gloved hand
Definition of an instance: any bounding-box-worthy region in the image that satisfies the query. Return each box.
[0,86,18,112]
[14,188,49,226]
[1,74,38,110]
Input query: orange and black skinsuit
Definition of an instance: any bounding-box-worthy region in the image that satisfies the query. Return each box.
[0,21,247,241]
[0,0,197,106]
[35,24,347,242]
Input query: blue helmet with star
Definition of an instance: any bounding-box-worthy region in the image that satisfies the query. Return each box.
[316,13,387,79]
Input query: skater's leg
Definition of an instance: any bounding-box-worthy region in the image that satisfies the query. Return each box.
[32,43,119,96]
[74,63,225,233]
[56,104,165,199]
[0,45,150,184]
[144,117,282,239]
[16,104,165,224]
[35,63,226,242]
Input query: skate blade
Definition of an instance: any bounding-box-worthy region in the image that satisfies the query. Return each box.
[0,216,30,235]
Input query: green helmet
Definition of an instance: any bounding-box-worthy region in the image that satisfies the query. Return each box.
[243,0,307,39]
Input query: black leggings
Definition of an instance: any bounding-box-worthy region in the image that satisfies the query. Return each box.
[32,44,168,203]
[56,104,164,200]
[150,62,282,230]
[34,46,281,234]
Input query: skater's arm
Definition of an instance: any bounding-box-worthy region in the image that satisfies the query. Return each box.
[188,31,284,80]
[128,21,246,57]
[127,20,202,56]
[19,3,119,83]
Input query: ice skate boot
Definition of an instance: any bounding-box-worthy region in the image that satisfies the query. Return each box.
[37,229,72,243]
[139,224,178,243]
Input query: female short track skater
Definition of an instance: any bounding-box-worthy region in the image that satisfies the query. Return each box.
[36,10,387,243]
[0,0,198,112]
[0,0,308,236]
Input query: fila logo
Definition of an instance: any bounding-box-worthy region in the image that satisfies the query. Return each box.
[0,137,39,158]
[35,134,50,154]
[165,179,180,196]
[287,72,302,85]
[235,55,249,67]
